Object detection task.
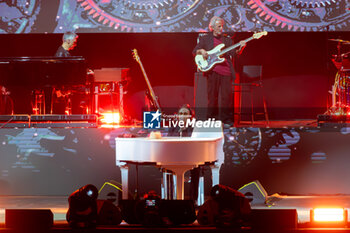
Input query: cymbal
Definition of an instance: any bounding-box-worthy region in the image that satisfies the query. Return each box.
[329,39,350,44]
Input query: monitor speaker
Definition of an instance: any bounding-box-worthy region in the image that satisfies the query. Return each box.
[251,209,298,229]
[96,200,122,225]
[160,200,196,225]
[98,182,121,205]
[238,180,268,205]
[5,209,53,230]
[118,199,139,224]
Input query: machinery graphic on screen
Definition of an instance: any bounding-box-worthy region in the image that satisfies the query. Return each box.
[0,0,349,33]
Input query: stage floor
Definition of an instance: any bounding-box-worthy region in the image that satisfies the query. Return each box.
[123,119,320,128]
[236,119,318,127]
[0,118,321,129]
[120,119,323,128]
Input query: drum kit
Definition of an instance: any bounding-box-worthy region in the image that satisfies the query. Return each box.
[328,38,350,115]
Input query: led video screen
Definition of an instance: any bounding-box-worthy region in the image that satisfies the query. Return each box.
[0,0,349,33]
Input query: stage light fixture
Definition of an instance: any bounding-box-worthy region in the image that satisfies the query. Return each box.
[66,184,99,228]
[135,191,163,226]
[131,191,196,226]
[99,112,120,128]
[310,208,348,227]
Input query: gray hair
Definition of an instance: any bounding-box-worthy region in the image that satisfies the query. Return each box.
[63,32,78,42]
[209,16,224,31]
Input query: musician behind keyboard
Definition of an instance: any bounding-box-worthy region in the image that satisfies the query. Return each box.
[50,32,78,114]
[55,32,78,57]
[167,104,200,204]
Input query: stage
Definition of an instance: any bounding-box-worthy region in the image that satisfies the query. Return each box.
[1,0,350,230]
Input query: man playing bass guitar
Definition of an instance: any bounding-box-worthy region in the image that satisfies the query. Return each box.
[193,16,246,127]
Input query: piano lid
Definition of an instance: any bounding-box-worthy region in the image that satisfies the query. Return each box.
[0,56,87,86]
[0,56,85,62]
[115,137,221,165]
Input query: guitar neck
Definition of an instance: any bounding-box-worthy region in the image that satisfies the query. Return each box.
[218,36,255,56]
[137,60,161,111]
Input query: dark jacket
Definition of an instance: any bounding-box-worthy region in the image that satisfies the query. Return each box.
[193,32,236,79]
[167,126,193,137]
[55,46,71,57]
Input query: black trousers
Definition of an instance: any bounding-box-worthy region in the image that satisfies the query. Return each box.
[190,167,200,202]
[207,72,233,123]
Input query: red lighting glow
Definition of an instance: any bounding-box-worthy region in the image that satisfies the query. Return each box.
[310,208,348,227]
[100,112,120,125]
[313,208,344,222]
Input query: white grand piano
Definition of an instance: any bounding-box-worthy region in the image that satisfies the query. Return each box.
[115,126,224,200]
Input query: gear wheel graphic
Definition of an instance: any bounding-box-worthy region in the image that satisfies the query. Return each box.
[0,0,41,33]
[76,0,209,32]
[203,0,244,31]
[120,0,175,10]
[289,0,337,8]
[225,128,262,166]
[247,0,350,31]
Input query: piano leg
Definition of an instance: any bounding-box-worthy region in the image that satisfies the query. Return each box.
[161,170,176,200]
[211,165,220,186]
[161,172,167,199]
[198,176,205,206]
[162,165,195,200]
[120,165,129,200]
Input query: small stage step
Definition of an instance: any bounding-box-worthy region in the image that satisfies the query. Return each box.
[0,114,97,128]
[317,114,350,127]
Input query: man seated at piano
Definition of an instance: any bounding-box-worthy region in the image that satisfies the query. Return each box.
[167,104,200,203]
[167,104,194,137]
[55,32,78,57]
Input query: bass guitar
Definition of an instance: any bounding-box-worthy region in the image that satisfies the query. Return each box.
[132,49,161,112]
[195,31,268,72]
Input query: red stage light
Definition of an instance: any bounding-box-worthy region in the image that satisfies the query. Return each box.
[100,112,120,125]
